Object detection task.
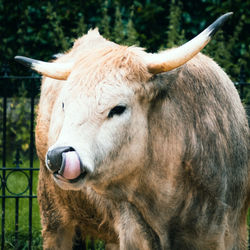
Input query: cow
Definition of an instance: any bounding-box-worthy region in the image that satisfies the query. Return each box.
[15,12,249,249]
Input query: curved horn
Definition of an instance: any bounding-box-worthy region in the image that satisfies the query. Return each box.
[147,12,233,74]
[14,56,73,80]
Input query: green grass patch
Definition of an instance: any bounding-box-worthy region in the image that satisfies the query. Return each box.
[0,158,42,249]
[4,230,42,250]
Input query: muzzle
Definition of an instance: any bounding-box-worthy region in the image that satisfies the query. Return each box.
[46,146,85,181]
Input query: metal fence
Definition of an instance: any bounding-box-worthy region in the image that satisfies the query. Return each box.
[0,67,249,249]
[0,72,41,250]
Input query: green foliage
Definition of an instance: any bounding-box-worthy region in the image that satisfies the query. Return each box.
[203,13,245,82]
[44,2,69,51]
[124,9,139,46]
[203,30,232,72]
[113,5,125,43]
[166,0,186,48]
[97,2,139,46]
[0,91,38,160]
[73,13,88,38]
[243,91,250,105]
[99,0,111,39]
[0,0,249,81]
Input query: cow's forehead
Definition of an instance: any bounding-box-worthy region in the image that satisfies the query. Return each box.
[67,44,151,95]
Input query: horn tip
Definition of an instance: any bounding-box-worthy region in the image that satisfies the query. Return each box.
[207,12,233,37]
[14,55,37,69]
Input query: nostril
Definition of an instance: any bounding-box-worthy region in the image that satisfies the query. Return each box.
[46,146,74,172]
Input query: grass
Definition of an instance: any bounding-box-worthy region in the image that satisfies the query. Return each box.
[0,158,42,249]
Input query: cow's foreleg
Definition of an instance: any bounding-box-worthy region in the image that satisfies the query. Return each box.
[115,202,161,250]
[38,168,76,250]
[42,224,76,250]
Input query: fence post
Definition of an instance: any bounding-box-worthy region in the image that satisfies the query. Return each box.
[238,65,246,99]
[29,78,35,250]
[1,94,7,250]
[1,64,9,250]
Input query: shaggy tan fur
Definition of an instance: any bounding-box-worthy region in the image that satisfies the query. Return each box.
[35,30,249,249]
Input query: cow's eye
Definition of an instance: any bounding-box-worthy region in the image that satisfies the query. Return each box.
[108,105,126,118]
[62,102,64,111]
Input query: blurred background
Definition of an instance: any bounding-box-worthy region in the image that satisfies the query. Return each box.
[0,0,249,249]
[1,0,250,81]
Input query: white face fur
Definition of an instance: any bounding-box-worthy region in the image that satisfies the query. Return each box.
[47,77,149,191]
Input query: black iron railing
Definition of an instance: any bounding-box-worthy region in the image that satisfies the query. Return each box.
[0,71,41,250]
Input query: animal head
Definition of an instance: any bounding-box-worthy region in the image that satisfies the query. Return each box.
[15,13,232,192]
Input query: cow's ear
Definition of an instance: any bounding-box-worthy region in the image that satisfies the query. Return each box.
[144,67,182,102]
[14,56,73,80]
[147,12,232,74]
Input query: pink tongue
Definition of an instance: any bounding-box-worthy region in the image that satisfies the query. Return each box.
[62,151,81,180]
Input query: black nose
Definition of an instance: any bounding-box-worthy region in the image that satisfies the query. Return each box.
[46,146,74,172]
